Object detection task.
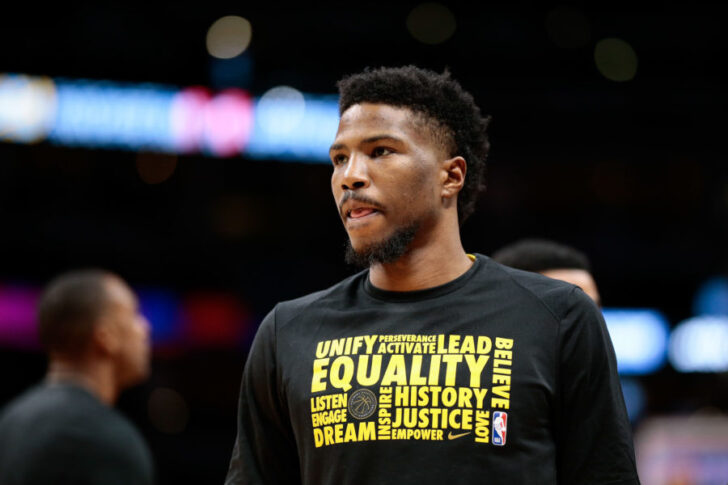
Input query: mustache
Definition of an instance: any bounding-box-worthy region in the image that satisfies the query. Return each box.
[338,191,385,215]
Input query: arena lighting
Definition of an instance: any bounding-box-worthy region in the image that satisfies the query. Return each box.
[138,290,253,347]
[137,288,180,345]
[49,80,178,151]
[0,285,41,350]
[669,316,728,372]
[0,74,56,143]
[601,308,669,375]
[0,73,337,162]
[0,283,251,350]
[206,15,253,59]
[245,88,340,161]
[0,284,678,365]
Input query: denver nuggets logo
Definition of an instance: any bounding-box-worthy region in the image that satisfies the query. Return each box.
[348,389,377,420]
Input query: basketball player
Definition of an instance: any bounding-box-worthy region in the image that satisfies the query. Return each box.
[0,270,154,485]
[492,238,601,306]
[225,66,639,484]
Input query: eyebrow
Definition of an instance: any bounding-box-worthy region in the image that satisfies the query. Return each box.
[329,135,405,153]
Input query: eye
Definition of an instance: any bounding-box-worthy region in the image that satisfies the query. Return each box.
[331,153,348,166]
[371,146,393,158]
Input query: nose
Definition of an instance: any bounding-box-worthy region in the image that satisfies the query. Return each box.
[340,153,370,191]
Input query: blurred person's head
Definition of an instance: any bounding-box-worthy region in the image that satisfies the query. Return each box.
[38,269,151,402]
[492,238,601,305]
[332,65,491,267]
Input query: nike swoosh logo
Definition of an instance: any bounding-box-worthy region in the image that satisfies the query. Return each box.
[447,431,471,440]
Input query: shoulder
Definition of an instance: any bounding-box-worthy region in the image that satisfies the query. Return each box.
[0,384,152,467]
[478,254,593,323]
[66,401,153,477]
[268,270,368,329]
[0,384,85,425]
[0,385,41,429]
[0,384,140,441]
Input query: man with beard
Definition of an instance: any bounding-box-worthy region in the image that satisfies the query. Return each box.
[225,66,639,485]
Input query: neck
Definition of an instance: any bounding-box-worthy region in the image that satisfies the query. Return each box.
[46,357,118,406]
[368,216,472,291]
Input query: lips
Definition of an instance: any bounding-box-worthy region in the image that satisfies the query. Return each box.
[349,207,377,219]
[340,196,384,222]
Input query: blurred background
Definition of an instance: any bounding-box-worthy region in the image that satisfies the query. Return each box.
[1,2,727,484]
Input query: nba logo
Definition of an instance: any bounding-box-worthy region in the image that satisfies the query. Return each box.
[492,411,508,446]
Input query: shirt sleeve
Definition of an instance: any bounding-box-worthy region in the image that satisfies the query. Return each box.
[225,307,302,485]
[555,288,640,485]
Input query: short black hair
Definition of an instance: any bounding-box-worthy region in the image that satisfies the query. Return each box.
[491,238,592,273]
[337,65,491,224]
[37,269,114,354]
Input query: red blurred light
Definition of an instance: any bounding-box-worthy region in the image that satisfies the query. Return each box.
[182,293,249,346]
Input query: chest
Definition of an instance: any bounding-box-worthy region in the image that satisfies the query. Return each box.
[277,302,560,451]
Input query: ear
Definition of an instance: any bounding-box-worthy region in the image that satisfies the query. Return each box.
[440,156,467,200]
[91,319,119,357]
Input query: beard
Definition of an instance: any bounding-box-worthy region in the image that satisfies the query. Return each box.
[345,221,421,268]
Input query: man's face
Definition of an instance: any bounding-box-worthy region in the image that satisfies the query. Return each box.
[540,268,602,306]
[103,277,151,388]
[329,103,447,264]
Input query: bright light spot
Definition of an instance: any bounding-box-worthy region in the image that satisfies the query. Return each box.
[602,308,669,374]
[406,3,456,45]
[206,16,252,59]
[545,7,590,48]
[202,88,254,157]
[669,316,728,372]
[170,87,211,153]
[246,93,339,162]
[256,86,305,136]
[148,387,190,434]
[136,152,178,184]
[0,74,56,142]
[594,38,638,82]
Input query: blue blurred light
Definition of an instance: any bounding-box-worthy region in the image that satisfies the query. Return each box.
[1,72,341,161]
[669,316,728,372]
[137,288,180,345]
[602,308,669,375]
[245,93,339,162]
[48,80,177,151]
[693,276,728,317]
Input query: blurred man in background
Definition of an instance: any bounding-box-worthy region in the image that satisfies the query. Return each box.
[0,269,154,485]
[226,66,638,484]
[492,238,601,306]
